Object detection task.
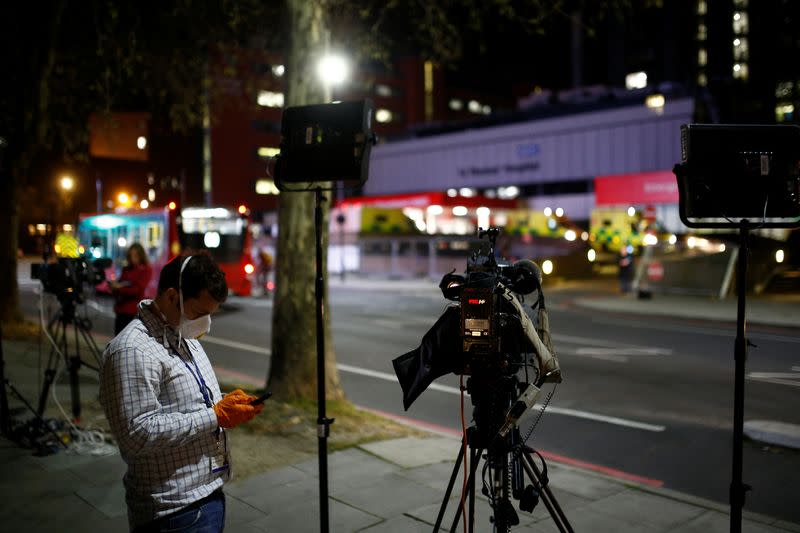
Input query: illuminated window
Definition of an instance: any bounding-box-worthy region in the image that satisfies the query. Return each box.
[733,63,749,80]
[697,1,707,15]
[775,81,794,98]
[374,84,393,97]
[257,147,280,159]
[257,90,284,108]
[697,73,708,87]
[775,104,795,122]
[733,12,749,35]
[625,71,648,90]
[255,179,280,195]
[448,99,463,111]
[733,38,748,61]
[733,0,748,7]
[698,48,707,67]
[375,109,394,123]
[697,23,707,41]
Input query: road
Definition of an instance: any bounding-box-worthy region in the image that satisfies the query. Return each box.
[19,280,800,524]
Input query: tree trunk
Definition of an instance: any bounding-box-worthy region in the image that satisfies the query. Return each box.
[0,1,64,324]
[267,0,344,401]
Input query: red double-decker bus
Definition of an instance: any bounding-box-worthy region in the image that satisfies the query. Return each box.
[77,204,254,297]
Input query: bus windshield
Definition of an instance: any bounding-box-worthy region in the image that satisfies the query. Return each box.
[179,207,246,264]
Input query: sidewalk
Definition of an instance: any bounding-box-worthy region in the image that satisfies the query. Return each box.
[1,334,799,533]
[3,276,800,532]
[1,430,799,533]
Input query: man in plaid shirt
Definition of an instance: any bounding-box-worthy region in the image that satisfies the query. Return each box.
[100,254,264,532]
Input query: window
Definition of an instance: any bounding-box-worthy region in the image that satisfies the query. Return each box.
[698,48,707,67]
[775,81,794,99]
[449,99,463,111]
[256,147,280,159]
[775,104,795,122]
[255,179,280,195]
[697,23,707,41]
[257,90,284,108]
[374,84,393,97]
[697,1,707,15]
[733,12,749,35]
[375,109,394,123]
[733,38,748,61]
[697,72,708,87]
[733,63,749,80]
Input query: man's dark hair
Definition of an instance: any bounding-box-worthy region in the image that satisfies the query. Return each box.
[158,252,228,302]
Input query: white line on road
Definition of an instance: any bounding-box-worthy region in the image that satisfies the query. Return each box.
[746,371,800,388]
[201,336,271,354]
[203,336,667,433]
[336,363,666,432]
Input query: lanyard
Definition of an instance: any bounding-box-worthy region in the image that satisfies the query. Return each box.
[174,341,213,408]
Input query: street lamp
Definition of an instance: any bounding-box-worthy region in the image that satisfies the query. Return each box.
[60,175,74,191]
[317,53,349,101]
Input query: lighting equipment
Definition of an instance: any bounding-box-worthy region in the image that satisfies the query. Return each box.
[274,100,375,189]
[272,100,376,533]
[393,228,570,532]
[673,124,800,533]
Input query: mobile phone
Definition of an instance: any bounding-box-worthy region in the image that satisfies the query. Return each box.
[250,391,273,405]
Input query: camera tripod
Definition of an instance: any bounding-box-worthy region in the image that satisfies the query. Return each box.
[37,297,102,422]
[433,373,573,533]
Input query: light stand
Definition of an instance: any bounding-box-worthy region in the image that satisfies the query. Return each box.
[314,187,334,532]
[673,123,800,533]
[274,99,375,533]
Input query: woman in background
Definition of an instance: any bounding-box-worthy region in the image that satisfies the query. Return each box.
[110,243,152,335]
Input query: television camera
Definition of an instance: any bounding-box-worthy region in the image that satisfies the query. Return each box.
[31,256,110,307]
[393,228,571,532]
[30,255,110,422]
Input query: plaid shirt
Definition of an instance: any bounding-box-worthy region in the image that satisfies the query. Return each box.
[100,300,227,529]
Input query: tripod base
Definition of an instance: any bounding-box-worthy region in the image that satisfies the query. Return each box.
[434,427,573,533]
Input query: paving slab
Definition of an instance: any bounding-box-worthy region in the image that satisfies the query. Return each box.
[669,509,788,533]
[359,515,436,532]
[584,487,707,531]
[334,472,444,519]
[245,498,382,533]
[359,437,460,468]
[546,464,629,501]
[75,483,128,518]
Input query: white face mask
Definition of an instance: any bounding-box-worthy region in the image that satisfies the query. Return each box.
[180,313,211,340]
[178,256,212,341]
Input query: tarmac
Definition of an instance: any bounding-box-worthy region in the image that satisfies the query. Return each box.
[2,275,799,532]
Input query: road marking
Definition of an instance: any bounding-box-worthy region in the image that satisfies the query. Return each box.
[201,336,271,354]
[575,347,671,357]
[746,371,800,388]
[336,363,665,433]
[205,337,667,433]
[589,316,800,344]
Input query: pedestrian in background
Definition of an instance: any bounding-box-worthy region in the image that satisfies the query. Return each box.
[100,253,265,532]
[110,242,152,335]
[618,246,634,293]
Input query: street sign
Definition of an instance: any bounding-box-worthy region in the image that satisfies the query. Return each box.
[647,261,665,281]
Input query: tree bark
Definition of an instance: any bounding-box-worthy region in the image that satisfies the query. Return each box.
[0,1,65,324]
[267,0,344,401]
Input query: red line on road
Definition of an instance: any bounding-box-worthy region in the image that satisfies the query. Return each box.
[357,405,665,488]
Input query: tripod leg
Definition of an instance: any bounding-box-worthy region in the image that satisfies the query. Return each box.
[69,323,82,422]
[521,452,574,533]
[37,317,64,417]
[448,447,483,533]
[433,439,466,533]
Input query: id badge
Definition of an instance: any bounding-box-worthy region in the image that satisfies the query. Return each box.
[210,430,230,475]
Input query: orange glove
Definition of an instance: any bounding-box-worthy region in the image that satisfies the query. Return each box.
[213,389,264,429]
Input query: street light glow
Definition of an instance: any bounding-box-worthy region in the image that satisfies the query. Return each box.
[137,136,147,150]
[60,176,74,191]
[118,192,130,205]
[318,54,349,86]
